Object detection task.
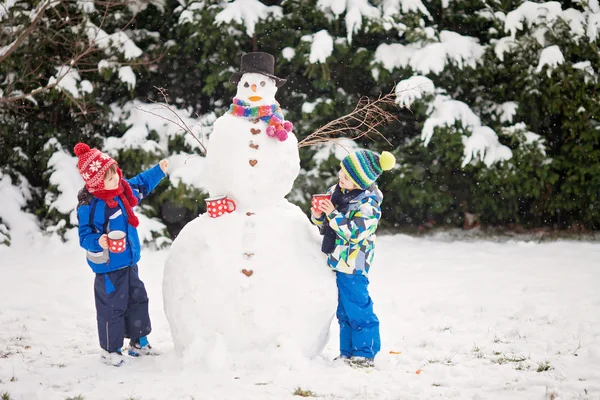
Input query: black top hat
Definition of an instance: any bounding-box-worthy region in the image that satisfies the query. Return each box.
[230,52,287,88]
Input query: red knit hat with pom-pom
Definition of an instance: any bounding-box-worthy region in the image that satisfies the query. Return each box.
[74,143,117,193]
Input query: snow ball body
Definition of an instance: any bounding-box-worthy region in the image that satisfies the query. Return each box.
[163,72,336,368]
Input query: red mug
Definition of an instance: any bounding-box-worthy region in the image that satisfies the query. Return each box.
[107,230,126,253]
[311,193,331,211]
[205,195,237,218]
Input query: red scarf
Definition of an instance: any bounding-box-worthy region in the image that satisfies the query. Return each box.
[90,168,140,228]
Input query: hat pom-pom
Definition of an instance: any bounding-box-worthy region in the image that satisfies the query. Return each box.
[379,151,396,171]
[266,126,277,138]
[276,129,288,141]
[283,121,293,132]
[74,143,90,157]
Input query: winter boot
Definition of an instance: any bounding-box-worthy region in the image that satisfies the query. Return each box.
[333,354,351,364]
[348,356,375,368]
[101,349,125,367]
[127,336,157,357]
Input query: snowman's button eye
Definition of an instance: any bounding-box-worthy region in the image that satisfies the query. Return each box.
[260,81,266,87]
[244,82,249,88]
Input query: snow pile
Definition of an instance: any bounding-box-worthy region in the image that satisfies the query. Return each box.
[494,101,519,124]
[303,30,334,64]
[462,126,513,167]
[374,31,484,74]
[301,97,333,114]
[163,202,335,370]
[214,0,283,37]
[536,45,565,77]
[0,0,17,20]
[84,22,143,60]
[418,95,513,167]
[281,47,296,61]
[395,75,435,108]
[317,0,380,43]
[48,67,93,99]
[177,1,205,25]
[421,95,482,147]
[382,0,430,18]
[44,140,83,223]
[502,1,600,46]
[0,171,39,246]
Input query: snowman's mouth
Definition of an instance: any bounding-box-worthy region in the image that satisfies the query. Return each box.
[248,96,262,102]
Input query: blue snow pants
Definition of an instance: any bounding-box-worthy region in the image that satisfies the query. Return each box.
[336,271,381,358]
[94,265,151,353]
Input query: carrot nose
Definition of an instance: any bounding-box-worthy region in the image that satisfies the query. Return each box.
[251,84,257,92]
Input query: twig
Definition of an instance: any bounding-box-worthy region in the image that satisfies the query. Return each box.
[134,87,207,155]
[297,89,401,149]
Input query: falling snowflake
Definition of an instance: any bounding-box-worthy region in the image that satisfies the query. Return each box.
[88,160,102,172]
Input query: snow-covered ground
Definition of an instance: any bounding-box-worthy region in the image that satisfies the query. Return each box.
[1,234,599,399]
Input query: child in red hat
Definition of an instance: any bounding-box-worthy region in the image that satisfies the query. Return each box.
[74,142,169,366]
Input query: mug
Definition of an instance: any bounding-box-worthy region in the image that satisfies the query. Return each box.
[205,195,237,218]
[311,193,331,211]
[107,230,126,253]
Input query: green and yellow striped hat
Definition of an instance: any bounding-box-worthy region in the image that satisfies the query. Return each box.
[341,150,396,190]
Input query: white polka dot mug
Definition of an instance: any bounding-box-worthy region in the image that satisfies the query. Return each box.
[205,195,237,218]
[311,193,331,211]
[107,230,127,253]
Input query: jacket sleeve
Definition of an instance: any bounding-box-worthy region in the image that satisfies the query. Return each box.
[326,197,380,244]
[311,213,326,226]
[126,164,166,201]
[77,204,103,252]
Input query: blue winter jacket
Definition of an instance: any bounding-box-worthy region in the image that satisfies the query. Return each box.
[77,164,166,274]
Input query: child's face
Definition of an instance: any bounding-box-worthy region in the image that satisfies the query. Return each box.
[338,169,358,190]
[103,169,120,190]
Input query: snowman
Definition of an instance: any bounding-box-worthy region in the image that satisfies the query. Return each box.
[163,52,337,369]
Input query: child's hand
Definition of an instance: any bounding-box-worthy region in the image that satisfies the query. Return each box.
[318,199,335,216]
[311,207,323,218]
[159,159,169,173]
[98,234,108,249]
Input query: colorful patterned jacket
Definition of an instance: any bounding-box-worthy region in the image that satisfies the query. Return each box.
[311,184,382,276]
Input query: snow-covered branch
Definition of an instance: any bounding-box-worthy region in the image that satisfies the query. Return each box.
[0,0,62,64]
[0,0,148,107]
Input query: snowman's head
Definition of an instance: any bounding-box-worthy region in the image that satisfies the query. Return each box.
[235,73,278,106]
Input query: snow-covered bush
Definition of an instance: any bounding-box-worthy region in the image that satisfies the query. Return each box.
[2,0,600,246]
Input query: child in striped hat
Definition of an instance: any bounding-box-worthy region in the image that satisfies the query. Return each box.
[311,149,395,368]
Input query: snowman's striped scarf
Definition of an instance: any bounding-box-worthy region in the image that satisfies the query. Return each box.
[228,98,285,127]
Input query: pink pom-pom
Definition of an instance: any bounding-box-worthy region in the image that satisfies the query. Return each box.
[266,126,276,138]
[283,121,293,132]
[74,142,90,157]
[276,129,288,142]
